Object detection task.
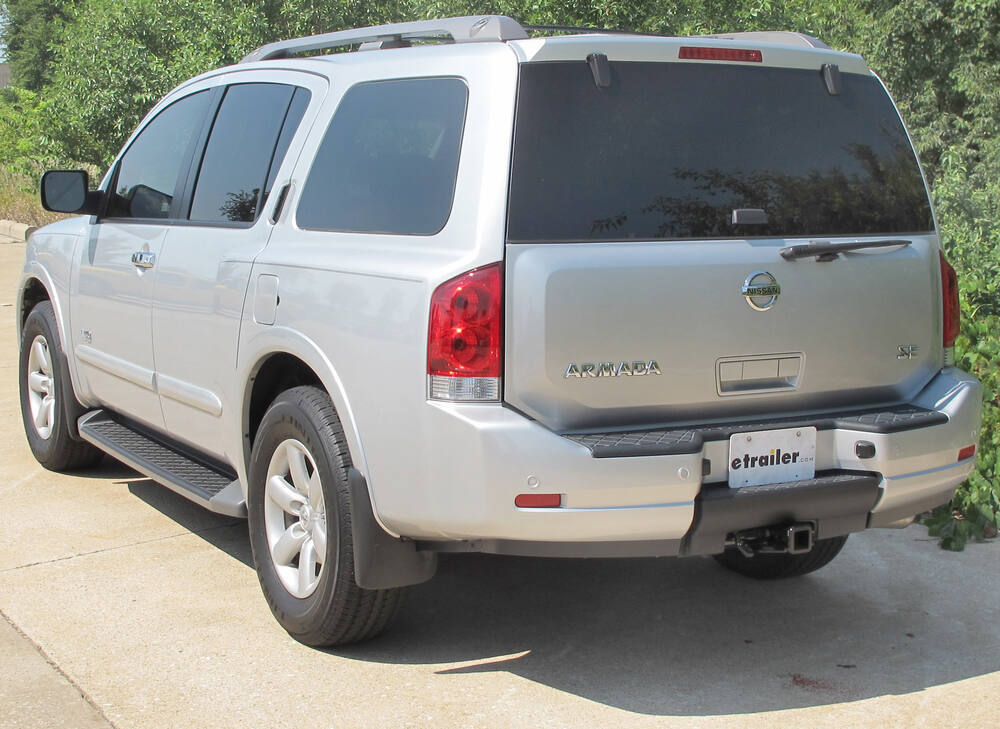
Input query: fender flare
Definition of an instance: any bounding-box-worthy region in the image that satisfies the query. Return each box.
[17,266,89,441]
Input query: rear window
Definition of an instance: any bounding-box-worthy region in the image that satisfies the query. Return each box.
[507,62,934,242]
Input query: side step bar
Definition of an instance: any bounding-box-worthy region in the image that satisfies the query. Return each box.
[78,410,246,518]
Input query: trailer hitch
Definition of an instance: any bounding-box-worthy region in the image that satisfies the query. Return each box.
[727,523,816,558]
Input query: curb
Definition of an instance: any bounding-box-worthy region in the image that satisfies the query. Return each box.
[0,220,36,242]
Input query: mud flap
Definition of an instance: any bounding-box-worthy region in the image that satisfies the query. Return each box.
[347,468,437,589]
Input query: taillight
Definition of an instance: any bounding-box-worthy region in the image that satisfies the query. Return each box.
[940,252,960,365]
[428,262,502,401]
[679,46,763,63]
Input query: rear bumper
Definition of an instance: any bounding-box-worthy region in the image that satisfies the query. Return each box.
[375,368,981,555]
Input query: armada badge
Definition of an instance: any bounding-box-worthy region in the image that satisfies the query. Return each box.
[564,360,662,378]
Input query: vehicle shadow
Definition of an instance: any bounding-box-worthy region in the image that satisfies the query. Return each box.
[121,473,253,567]
[339,541,1000,716]
[115,465,1000,716]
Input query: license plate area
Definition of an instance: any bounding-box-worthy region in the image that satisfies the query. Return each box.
[728,426,817,487]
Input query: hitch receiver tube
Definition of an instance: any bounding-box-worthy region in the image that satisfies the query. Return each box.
[728,522,816,557]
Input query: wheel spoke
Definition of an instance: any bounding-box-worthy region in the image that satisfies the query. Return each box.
[311,521,327,563]
[37,340,52,376]
[272,524,306,566]
[31,340,48,374]
[298,538,317,593]
[28,372,48,394]
[267,475,305,515]
[34,396,50,429]
[287,443,311,494]
[307,470,322,507]
[43,397,55,429]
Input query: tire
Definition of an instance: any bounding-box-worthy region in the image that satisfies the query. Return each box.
[19,301,103,471]
[713,534,849,580]
[247,385,406,646]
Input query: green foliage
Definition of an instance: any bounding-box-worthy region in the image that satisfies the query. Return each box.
[45,0,277,166]
[0,0,69,90]
[0,87,64,173]
[859,0,1000,179]
[920,155,1000,550]
[275,0,411,37]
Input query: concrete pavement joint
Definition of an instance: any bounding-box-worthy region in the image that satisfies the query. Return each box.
[7,466,43,491]
[0,522,241,574]
[0,607,119,729]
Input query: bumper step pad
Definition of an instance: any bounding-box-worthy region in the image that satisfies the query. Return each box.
[78,410,245,517]
[565,404,948,458]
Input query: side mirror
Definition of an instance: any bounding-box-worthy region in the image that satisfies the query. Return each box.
[40,170,103,214]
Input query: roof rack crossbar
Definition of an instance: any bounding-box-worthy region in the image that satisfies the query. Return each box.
[241,15,529,63]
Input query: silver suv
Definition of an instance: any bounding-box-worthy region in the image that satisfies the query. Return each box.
[18,16,982,646]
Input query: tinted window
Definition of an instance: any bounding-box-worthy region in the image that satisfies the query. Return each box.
[189,84,298,223]
[297,78,468,235]
[109,91,211,219]
[508,62,934,242]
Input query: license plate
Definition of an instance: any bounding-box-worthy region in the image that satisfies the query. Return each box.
[728,426,817,487]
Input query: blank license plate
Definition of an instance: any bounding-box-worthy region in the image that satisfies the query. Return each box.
[728,427,817,487]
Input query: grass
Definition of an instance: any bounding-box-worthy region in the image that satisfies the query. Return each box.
[0,167,73,227]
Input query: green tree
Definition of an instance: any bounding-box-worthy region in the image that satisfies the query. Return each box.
[0,0,70,90]
[45,0,275,165]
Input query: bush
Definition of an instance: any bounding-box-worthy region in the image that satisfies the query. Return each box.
[920,154,1000,550]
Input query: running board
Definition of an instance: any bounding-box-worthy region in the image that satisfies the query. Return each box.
[77,410,247,518]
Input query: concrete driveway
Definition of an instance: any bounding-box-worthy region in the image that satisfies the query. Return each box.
[2,240,999,729]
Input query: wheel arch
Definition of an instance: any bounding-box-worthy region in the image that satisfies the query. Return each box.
[238,334,372,504]
[17,268,92,442]
[239,340,433,589]
[18,276,51,336]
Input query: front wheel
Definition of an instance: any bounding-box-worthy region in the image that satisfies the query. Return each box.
[18,301,102,471]
[713,534,849,580]
[247,386,406,646]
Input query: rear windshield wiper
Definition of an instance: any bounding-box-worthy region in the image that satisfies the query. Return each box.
[780,239,911,261]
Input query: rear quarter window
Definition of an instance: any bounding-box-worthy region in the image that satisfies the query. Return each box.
[297,77,468,236]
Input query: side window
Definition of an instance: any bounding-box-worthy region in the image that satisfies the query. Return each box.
[108,91,211,220]
[297,78,468,235]
[189,83,309,224]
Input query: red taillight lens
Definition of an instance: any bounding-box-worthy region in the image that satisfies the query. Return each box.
[428,263,502,401]
[958,445,976,462]
[940,252,960,350]
[679,46,763,63]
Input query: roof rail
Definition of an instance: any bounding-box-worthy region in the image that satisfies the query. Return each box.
[241,15,530,63]
[704,31,831,50]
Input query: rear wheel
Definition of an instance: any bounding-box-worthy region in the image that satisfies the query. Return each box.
[248,386,406,646]
[19,301,102,471]
[713,534,849,580]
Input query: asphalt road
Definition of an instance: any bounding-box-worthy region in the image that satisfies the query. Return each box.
[2,239,999,729]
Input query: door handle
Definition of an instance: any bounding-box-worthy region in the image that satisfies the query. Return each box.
[131,251,156,269]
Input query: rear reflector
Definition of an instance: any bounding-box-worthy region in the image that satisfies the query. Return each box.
[958,445,976,462]
[515,493,561,508]
[679,46,763,63]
